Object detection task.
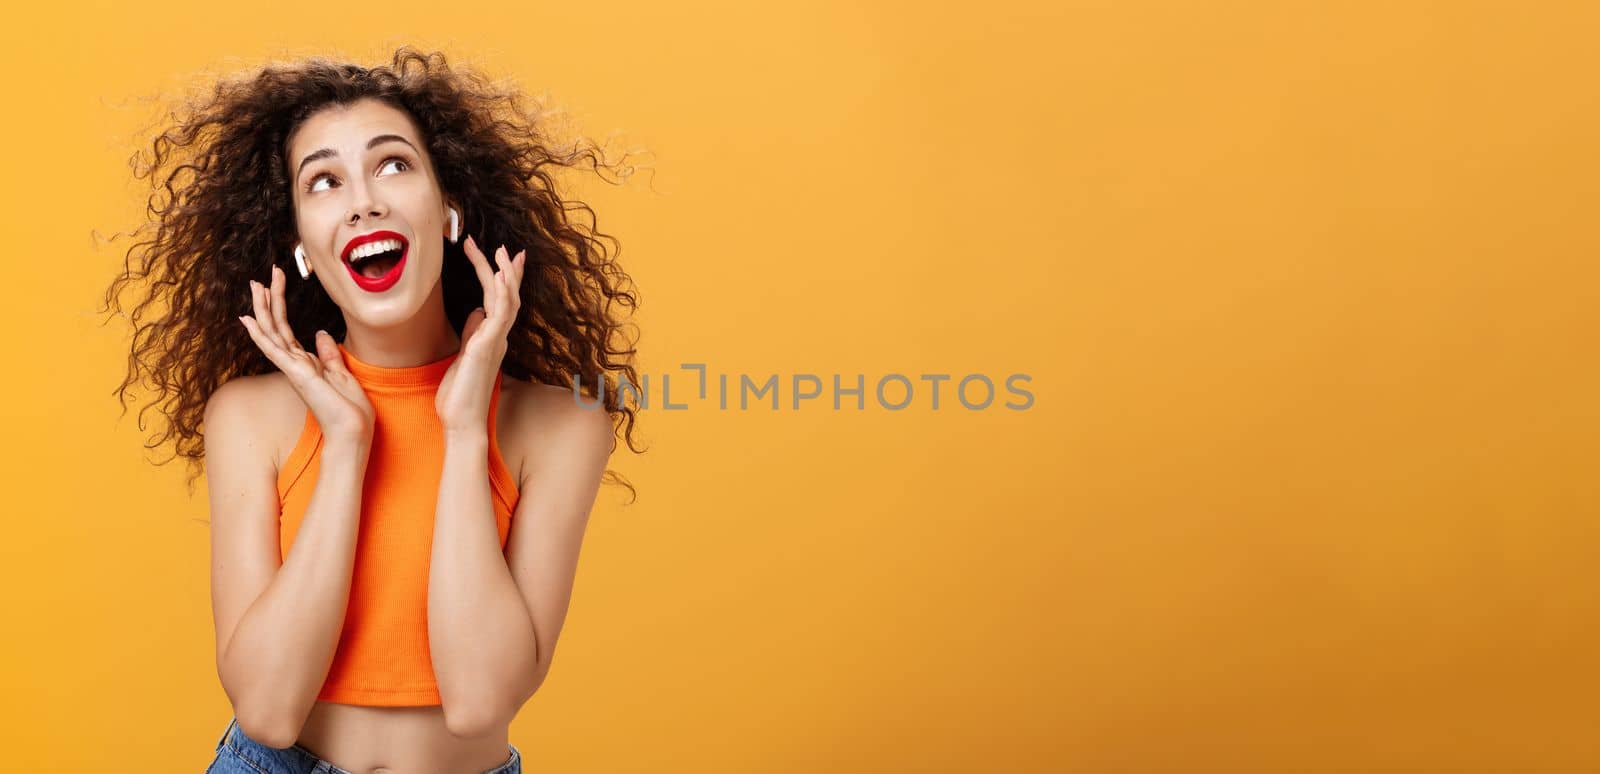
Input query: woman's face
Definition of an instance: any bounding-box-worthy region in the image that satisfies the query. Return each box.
[286,97,452,326]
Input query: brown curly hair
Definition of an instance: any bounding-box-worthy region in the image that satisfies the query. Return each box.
[98,47,646,502]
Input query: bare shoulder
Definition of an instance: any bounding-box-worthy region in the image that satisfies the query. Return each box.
[205,372,310,474]
[497,375,615,487]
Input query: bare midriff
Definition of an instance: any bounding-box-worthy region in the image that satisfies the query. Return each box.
[296,702,513,774]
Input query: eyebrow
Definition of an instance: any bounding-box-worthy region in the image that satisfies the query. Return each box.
[295,134,420,180]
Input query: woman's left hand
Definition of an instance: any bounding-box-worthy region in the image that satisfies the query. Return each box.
[436,234,526,435]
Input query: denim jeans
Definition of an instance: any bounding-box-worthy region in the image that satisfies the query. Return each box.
[205,716,521,773]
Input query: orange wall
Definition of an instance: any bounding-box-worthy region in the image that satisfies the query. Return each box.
[2,1,1596,770]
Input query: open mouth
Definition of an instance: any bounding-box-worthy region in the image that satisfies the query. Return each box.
[343,236,408,291]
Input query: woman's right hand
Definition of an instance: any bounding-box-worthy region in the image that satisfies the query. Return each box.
[239,264,375,443]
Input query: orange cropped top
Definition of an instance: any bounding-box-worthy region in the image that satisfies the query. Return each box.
[276,343,521,706]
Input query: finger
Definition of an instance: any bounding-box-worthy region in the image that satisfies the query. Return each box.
[316,329,355,378]
[460,305,483,350]
[460,306,486,348]
[251,280,286,352]
[494,246,516,317]
[314,329,343,370]
[240,316,288,371]
[492,244,511,318]
[489,244,508,291]
[462,235,498,317]
[494,261,515,330]
[269,265,302,353]
[509,250,526,310]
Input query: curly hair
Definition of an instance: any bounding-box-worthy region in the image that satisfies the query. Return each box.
[98,47,646,502]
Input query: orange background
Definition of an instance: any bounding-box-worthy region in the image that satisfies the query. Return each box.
[2,1,1597,771]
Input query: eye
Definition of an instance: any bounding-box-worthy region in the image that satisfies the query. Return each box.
[304,156,411,194]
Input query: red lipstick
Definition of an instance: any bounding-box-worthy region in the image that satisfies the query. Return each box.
[340,230,409,293]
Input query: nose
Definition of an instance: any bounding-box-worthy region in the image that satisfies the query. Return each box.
[345,178,387,224]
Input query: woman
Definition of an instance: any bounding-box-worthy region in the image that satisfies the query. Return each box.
[101,48,645,773]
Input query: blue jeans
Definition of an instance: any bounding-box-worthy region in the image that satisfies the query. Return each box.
[205,716,521,773]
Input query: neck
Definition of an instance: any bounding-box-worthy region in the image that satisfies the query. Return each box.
[339,279,461,367]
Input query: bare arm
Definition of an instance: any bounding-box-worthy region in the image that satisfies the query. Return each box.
[427,427,540,737]
[428,394,611,737]
[206,377,371,748]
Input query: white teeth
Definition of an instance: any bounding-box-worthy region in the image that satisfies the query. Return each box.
[349,238,403,261]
